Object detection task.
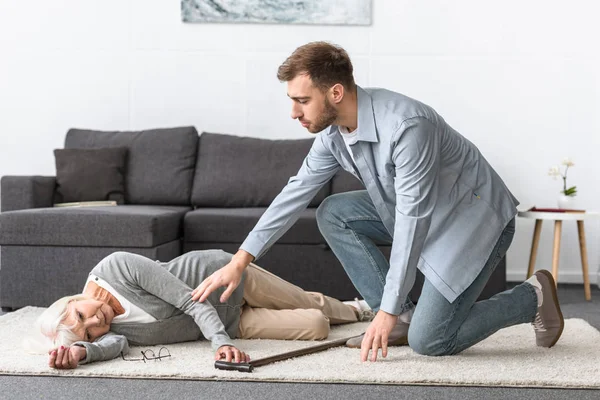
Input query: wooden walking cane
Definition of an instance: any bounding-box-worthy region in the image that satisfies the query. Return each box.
[214,335,361,373]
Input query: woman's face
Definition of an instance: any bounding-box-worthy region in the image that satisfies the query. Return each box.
[62,298,114,342]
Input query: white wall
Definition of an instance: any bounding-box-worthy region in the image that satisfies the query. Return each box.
[1,0,599,285]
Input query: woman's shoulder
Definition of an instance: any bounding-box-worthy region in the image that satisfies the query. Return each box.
[182,250,234,269]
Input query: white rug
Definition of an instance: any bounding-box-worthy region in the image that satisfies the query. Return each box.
[1,307,599,388]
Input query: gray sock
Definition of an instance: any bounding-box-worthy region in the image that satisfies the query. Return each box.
[399,308,413,323]
[525,274,543,307]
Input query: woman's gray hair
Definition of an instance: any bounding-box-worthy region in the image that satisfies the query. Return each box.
[22,294,89,354]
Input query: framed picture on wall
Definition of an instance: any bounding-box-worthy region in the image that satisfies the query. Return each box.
[181,0,372,26]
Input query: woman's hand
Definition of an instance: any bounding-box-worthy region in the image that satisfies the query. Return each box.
[215,345,250,363]
[48,345,87,369]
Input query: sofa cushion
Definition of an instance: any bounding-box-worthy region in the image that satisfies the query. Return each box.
[0,205,190,247]
[0,241,182,308]
[54,147,128,204]
[191,133,330,207]
[184,207,324,245]
[331,170,365,194]
[0,176,56,212]
[65,127,198,205]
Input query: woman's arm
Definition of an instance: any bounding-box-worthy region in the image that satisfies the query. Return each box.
[106,252,235,351]
[48,332,129,369]
[72,332,129,364]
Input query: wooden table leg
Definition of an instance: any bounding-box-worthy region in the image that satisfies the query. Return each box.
[576,220,592,301]
[527,219,543,278]
[551,220,562,284]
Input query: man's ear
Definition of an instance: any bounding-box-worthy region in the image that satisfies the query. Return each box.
[330,83,345,104]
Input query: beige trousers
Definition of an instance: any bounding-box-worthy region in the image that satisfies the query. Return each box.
[238,263,359,340]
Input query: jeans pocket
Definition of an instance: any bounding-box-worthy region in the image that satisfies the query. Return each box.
[492,219,516,265]
[504,218,516,236]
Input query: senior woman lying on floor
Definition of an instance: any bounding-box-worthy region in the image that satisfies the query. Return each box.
[25,250,372,369]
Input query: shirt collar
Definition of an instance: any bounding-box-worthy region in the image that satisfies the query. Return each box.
[328,86,378,143]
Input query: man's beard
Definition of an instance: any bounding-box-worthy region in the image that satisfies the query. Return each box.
[307,98,338,133]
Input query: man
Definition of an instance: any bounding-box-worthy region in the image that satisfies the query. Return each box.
[192,41,564,362]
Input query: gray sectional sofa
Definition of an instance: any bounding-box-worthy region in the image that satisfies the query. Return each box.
[0,127,506,310]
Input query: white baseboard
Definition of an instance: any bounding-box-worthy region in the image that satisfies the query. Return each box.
[507,269,600,285]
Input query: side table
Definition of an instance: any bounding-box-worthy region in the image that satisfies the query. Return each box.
[518,210,599,301]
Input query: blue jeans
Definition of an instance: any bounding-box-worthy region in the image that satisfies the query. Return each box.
[316,190,538,356]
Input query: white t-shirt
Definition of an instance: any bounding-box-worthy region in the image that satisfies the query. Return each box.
[338,125,359,163]
[84,274,157,324]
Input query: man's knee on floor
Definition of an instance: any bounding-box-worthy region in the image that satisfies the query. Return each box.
[408,328,455,356]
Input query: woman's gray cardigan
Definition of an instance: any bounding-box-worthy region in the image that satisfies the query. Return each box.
[73,250,246,364]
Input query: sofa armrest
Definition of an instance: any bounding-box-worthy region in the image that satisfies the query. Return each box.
[1,176,56,212]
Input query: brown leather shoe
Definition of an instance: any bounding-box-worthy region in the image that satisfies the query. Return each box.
[532,270,564,348]
[346,320,409,348]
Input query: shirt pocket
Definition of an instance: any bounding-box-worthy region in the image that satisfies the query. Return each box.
[449,182,479,214]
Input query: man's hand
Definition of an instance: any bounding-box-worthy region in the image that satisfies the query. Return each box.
[360,310,399,362]
[48,345,86,369]
[215,345,250,363]
[191,250,254,303]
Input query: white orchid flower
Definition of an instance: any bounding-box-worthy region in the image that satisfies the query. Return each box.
[549,158,576,197]
[561,158,574,167]
[547,166,561,178]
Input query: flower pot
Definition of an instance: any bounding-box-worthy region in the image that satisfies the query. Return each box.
[557,194,576,209]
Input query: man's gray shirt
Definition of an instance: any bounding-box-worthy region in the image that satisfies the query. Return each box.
[241,86,519,315]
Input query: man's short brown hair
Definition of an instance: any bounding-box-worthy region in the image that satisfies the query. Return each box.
[277,41,356,92]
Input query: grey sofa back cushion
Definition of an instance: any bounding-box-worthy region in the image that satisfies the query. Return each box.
[54,147,128,204]
[65,127,198,205]
[191,133,331,207]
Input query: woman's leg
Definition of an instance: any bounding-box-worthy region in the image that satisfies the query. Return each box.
[238,306,329,340]
[243,264,358,324]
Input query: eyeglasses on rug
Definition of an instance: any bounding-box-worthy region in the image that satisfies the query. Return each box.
[120,346,171,363]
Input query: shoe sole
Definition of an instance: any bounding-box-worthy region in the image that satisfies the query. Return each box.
[537,270,565,348]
